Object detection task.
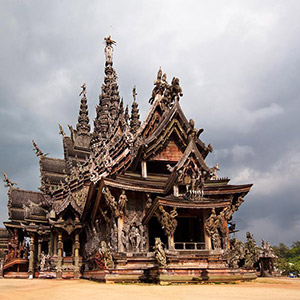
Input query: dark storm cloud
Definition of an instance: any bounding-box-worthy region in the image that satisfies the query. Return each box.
[0,0,299,245]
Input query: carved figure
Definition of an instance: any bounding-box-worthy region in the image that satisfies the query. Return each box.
[244,232,259,269]
[118,190,128,215]
[58,124,66,137]
[205,208,221,250]
[154,237,167,268]
[2,171,17,188]
[170,77,183,101]
[102,187,120,217]
[227,238,244,268]
[145,193,152,209]
[211,163,220,180]
[156,206,178,237]
[40,251,46,271]
[104,35,115,64]
[79,83,86,97]
[99,241,114,269]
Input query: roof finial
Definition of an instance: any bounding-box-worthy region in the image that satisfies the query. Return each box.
[2,171,18,188]
[77,83,90,135]
[58,124,66,137]
[104,35,116,65]
[133,85,137,102]
[130,86,141,134]
[32,140,48,157]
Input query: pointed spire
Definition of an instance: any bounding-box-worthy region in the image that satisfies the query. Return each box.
[124,104,129,125]
[32,140,49,157]
[93,36,121,143]
[76,83,90,135]
[130,86,141,134]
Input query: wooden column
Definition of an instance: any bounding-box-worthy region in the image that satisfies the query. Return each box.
[37,238,43,261]
[28,235,35,278]
[48,232,53,256]
[56,233,63,279]
[168,235,175,250]
[0,258,3,278]
[117,216,124,252]
[203,210,212,250]
[74,233,80,279]
[141,161,147,178]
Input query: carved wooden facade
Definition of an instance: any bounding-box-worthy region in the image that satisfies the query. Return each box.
[1,37,255,282]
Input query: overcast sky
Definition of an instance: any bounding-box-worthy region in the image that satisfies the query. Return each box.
[0,0,299,246]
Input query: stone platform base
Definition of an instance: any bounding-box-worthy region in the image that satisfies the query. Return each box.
[3,272,29,279]
[82,267,256,284]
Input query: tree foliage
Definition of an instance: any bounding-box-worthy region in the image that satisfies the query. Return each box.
[272,241,300,276]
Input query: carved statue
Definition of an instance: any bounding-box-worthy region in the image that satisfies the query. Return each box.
[244,232,259,269]
[102,187,120,217]
[145,193,152,209]
[156,206,178,237]
[99,241,114,269]
[118,190,128,216]
[154,237,167,268]
[40,251,46,271]
[149,67,165,104]
[187,119,203,141]
[205,208,221,250]
[170,77,183,101]
[79,83,87,97]
[227,238,244,268]
[2,171,17,188]
[210,163,220,180]
[104,35,116,64]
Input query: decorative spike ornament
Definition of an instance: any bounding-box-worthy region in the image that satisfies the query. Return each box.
[76,83,91,135]
[130,86,141,134]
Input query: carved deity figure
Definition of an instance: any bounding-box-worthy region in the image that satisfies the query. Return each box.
[154,237,167,268]
[145,193,152,209]
[104,35,116,64]
[210,163,220,180]
[118,190,128,216]
[79,83,87,97]
[227,238,244,268]
[99,241,114,269]
[205,208,221,250]
[40,251,46,271]
[156,206,178,237]
[102,187,120,217]
[244,232,259,269]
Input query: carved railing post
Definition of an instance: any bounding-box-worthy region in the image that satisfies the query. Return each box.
[74,233,80,279]
[56,233,63,279]
[28,235,35,278]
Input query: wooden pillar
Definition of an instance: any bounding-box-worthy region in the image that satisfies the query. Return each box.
[117,216,124,252]
[141,161,147,178]
[48,232,53,256]
[173,185,179,197]
[0,258,3,278]
[53,232,57,255]
[37,238,43,261]
[74,233,80,279]
[28,235,35,278]
[56,233,63,279]
[203,210,212,250]
[168,235,175,250]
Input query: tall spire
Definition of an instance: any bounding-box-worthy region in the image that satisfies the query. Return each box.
[93,36,121,142]
[130,86,141,134]
[76,83,90,135]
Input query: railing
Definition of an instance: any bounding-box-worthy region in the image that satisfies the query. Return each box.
[174,242,206,250]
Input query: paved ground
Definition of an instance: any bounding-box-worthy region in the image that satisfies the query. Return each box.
[0,277,299,300]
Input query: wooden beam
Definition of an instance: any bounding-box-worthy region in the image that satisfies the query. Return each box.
[91,178,104,222]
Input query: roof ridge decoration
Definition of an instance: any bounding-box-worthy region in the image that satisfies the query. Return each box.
[32,140,49,157]
[2,172,18,188]
[76,83,91,135]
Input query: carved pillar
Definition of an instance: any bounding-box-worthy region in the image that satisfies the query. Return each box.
[0,258,3,278]
[28,235,35,278]
[168,235,175,250]
[48,232,53,256]
[141,161,147,178]
[74,233,80,279]
[37,238,43,261]
[117,217,124,252]
[204,210,212,250]
[56,233,63,279]
[53,232,57,255]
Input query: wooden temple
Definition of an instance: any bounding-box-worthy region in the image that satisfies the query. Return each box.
[1,36,255,282]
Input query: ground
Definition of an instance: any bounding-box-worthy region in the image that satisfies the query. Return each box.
[0,277,299,300]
